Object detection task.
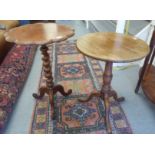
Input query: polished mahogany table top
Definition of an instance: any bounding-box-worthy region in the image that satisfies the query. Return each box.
[77,32,150,63]
[4,23,74,45]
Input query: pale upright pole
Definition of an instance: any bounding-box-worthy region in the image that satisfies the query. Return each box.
[114,20,126,67]
[116,20,126,33]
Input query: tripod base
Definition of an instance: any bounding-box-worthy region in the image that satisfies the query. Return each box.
[33,84,72,119]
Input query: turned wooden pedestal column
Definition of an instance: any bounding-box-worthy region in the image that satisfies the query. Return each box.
[33,45,72,118]
[4,23,74,119]
[77,32,149,133]
[79,61,124,133]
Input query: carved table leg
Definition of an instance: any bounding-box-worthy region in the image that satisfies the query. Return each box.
[33,45,72,119]
[78,91,101,102]
[53,84,72,96]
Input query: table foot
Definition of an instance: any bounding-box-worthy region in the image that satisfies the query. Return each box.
[110,90,125,102]
[32,86,49,99]
[116,97,125,102]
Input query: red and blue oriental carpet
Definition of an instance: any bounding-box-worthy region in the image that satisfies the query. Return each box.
[30,41,132,134]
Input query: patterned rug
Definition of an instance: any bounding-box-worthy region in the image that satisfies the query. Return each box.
[0,44,37,132]
[30,41,132,134]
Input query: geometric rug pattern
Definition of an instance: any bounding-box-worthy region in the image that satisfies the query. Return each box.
[30,41,132,134]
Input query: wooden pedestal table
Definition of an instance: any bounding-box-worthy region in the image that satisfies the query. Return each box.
[76,32,149,133]
[4,23,74,119]
[135,29,155,104]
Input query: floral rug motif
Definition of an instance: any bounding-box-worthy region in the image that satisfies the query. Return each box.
[30,41,132,134]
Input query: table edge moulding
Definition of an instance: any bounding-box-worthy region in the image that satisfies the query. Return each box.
[77,32,149,63]
[4,23,74,45]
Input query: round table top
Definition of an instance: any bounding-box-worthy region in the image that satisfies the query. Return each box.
[4,23,74,45]
[76,32,150,63]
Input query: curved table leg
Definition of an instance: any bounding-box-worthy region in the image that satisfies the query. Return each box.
[53,84,72,96]
[78,91,101,102]
[33,86,49,99]
[110,90,125,102]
